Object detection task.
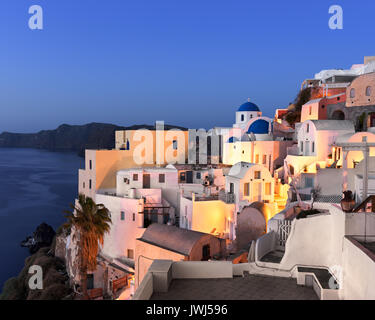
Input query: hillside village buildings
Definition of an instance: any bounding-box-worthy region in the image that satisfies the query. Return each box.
[58,56,375,300]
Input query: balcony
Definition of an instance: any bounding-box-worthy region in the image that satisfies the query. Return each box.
[219,192,235,204]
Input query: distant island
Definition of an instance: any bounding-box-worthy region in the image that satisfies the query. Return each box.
[0,123,187,157]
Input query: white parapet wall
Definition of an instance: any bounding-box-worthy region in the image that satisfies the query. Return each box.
[255,231,277,264]
[172,261,233,279]
[342,236,375,300]
[278,204,345,273]
[132,272,154,300]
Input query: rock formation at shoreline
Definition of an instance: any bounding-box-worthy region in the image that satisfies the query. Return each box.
[21,223,56,254]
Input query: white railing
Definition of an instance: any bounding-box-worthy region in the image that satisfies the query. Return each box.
[278,220,293,247]
[219,192,235,204]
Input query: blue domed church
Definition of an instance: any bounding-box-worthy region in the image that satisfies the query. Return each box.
[233,99,273,139]
[235,100,262,129]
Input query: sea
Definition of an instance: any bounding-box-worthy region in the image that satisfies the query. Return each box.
[0,148,82,290]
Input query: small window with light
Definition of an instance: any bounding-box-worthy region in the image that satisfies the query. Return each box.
[366,86,372,97]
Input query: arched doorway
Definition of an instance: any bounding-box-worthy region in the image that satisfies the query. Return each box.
[332,110,345,120]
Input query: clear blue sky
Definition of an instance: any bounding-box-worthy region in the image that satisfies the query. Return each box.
[0,0,374,132]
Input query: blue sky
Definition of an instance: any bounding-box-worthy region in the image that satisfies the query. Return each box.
[0,0,374,132]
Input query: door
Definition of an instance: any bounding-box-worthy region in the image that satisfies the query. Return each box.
[143,174,150,189]
[305,141,310,156]
[186,171,193,184]
[87,274,94,290]
[252,182,262,202]
[229,183,234,194]
[202,245,211,261]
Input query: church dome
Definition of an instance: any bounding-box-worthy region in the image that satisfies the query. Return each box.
[238,101,260,112]
[247,119,270,134]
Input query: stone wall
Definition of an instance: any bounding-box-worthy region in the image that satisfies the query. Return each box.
[346,73,375,107]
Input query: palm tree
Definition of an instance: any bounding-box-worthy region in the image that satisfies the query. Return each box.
[64,193,111,299]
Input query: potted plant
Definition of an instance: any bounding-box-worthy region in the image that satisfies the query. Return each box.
[341,190,355,213]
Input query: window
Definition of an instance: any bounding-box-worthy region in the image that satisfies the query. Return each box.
[255,154,259,163]
[300,141,304,153]
[133,213,136,221]
[262,155,267,165]
[89,160,92,170]
[254,171,261,179]
[83,182,85,189]
[350,88,356,98]
[312,142,315,153]
[241,114,245,122]
[309,106,312,115]
[306,124,309,133]
[133,174,138,181]
[127,249,134,259]
[265,183,271,196]
[366,86,372,97]
[159,174,165,183]
[196,172,201,179]
[121,211,125,220]
[173,140,178,150]
[229,183,234,194]
[321,105,325,109]
[180,172,186,181]
[89,179,92,189]
[289,165,295,176]
[244,183,250,196]
[305,177,314,188]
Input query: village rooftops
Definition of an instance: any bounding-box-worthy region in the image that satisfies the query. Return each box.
[308,120,355,131]
[137,224,214,256]
[227,162,258,179]
[170,163,230,171]
[303,93,346,106]
[116,166,178,174]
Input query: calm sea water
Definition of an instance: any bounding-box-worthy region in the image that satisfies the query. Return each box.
[0,148,82,290]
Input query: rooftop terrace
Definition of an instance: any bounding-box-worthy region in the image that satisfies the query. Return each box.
[151,274,318,300]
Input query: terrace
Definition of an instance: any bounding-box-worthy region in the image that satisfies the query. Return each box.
[133,260,318,301]
[151,275,317,300]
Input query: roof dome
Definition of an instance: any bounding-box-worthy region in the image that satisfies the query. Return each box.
[247,119,270,134]
[238,101,260,112]
[227,136,240,143]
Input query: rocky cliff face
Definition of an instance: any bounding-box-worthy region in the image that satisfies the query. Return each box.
[0,123,126,156]
[0,123,187,157]
[21,223,56,254]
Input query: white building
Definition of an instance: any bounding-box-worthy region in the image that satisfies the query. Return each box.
[285,120,355,185]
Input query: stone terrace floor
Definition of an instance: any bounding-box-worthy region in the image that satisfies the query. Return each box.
[151,274,318,300]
